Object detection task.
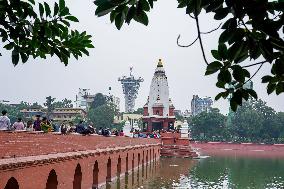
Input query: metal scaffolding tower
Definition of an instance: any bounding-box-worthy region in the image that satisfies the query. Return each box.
[118,67,144,113]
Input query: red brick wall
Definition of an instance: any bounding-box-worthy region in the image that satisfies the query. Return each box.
[0,146,161,189]
[191,142,284,158]
[0,132,161,189]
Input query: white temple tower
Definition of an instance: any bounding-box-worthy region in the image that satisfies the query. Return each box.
[142,59,175,131]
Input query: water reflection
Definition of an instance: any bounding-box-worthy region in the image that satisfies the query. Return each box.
[103,157,284,189]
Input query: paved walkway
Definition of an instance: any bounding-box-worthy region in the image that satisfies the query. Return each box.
[0,132,160,159]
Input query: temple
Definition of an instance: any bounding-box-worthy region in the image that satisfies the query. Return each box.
[143,59,175,132]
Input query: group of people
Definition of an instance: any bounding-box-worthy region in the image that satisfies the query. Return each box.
[0,110,26,131]
[0,110,121,136]
[97,127,124,136]
[0,110,54,132]
[133,130,161,139]
[1,110,165,139]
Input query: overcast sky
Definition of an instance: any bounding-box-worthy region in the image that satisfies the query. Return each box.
[0,0,283,114]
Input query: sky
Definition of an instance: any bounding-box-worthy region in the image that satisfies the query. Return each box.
[0,0,283,114]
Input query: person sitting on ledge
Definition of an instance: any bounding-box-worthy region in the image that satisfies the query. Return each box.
[12,118,25,130]
[76,120,92,135]
[0,110,11,130]
[33,115,41,131]
[40,117,53,133]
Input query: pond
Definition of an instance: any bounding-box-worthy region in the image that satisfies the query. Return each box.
[103,156,284,189]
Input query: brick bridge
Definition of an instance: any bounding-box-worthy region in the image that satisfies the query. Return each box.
[0,132,161,189]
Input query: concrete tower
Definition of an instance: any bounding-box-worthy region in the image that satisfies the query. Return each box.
[118,67,144,113]
[142,59,175,131]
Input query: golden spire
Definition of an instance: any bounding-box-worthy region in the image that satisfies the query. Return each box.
[157,58,163,67]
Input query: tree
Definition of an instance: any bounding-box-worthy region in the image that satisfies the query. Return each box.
[174,111,184,121]
[87,104,116,129]
[44,96,55,119]
[72,114,83,125]
[0,102,24,124]
[190,108,226,141]
[0,0,93,65]
[91,93,107,109]
[94,0,284,111]
[30,102,42,109]
[276,112,284,139]
[231,98,281,142]
[133,107,144,115]
[53,98,73,108]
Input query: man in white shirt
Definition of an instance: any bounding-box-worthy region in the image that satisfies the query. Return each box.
[0,110,11,130]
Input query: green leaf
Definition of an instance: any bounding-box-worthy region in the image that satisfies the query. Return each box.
[20,52,28,63]
[54,2,59,16]
[218,43,227,59]
[211,50,222,61]
[65,16,79,22]
[3,42,14,50]
[134,11,149,26]
[215,91,229,101]
[218,70,232,83]
[222,18,237,30]
[246,89,258,99]
[60,7,69,16]
[243,69,250,78]
[28,0,35,5]
[61,20,70,27]
[214,7,229,20]
[232,90,243,105]
[95,2,116,17]
[276,82,284,95]
[12,49,20,65]
[205,61,223,75]
[228,41,245,62]
[219,29,232,43]
[59,0,65,10]
[45,27,52,37]
[216,80,226,88]
[262,75,273,83]
[206,0,223,12]
[267,83,276,94]
[110,11,117,23]
[44,2,51,17]
[126,6,135,24]
[115,13,125,30]
[230,99,238,112]
[139,0,150,11]
[148,0,154,8]
[39,3,44,17]
[232,65,245,82]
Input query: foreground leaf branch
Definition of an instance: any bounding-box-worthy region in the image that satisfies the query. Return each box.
[0,0,94,65]
[94,0,284,111]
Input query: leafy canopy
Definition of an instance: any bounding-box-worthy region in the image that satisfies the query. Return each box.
[0,0,94,65]
[94,0,284,111]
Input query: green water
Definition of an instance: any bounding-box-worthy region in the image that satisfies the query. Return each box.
[105,157,284,189]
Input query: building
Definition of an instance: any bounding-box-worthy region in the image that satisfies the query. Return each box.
[75,89,120,111]
[20,108,45,120]
[191,95,213,116]
[21,108,86,122]
[52,108,87,122]
[142,59,175,131]
[75,88,90,110]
